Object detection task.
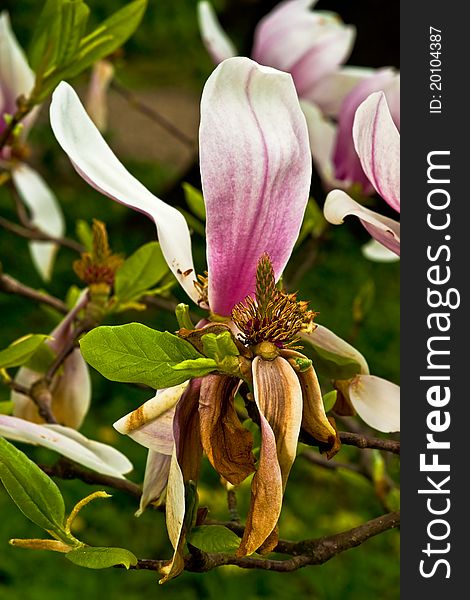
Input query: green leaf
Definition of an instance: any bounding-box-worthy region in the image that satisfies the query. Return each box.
[189,525,240,554]
[25,343,56,374]
[201,332,239,362]
[28,0,63,72]
[0,438,66,536]
[0,335,49,370]
[182,182,206,221]
[56,1,90,66]
[304,344,363,380]
[0,401,13,415]
[171,357,218,377]
[80,323,210,388]
[66,546,138,569]
[115,242,168,303]
[178,209,205,237]
[175,304,194,330]
[322,390,337,412]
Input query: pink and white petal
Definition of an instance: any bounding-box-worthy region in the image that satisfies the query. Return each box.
[50,82,197,302]
[302,323,369,375]
[324,190,400,255]
[200,57,311,316]
[113,384,187,455]
[306,66,376,117]
[136,450,171,516]
[301,100,342,190]
[348,374,400,433]
[197,2,237,64]
[252,1,334,73]
[12,164,65,281]
[0,416,133,477]
[0,12,36,135]
[290,25,356,98]
[353,91,400,212]
[362,238,400,263]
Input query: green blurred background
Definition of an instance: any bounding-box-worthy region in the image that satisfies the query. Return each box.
[0,1,399,598]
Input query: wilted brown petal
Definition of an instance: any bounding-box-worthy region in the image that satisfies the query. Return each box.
[238,356,302,556]
[281,349,337,445]
[199,374,255,485]
[161,379,203,583]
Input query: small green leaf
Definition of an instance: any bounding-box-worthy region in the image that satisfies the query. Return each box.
[182,183,206,221]
[0,335,49,370]
[115,242,169,303]
[322,390,337,412]
[201,332,239,363]
[28,0,63,71]
[80,323,208,388]
[171,357,218,378]
[189,525,240,554]
[25,343,56,374]
[0,438,66,536]
[66,546,138,569]
[56,1,90,66]
[175,304,194,330]
[304,344,363,380]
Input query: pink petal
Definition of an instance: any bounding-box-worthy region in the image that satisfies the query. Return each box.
[324,190,400,255]
[333,68,399,192]
[50,82,198,303]
[200,57,311,315]
[348,375,400,433]
[353,91,400,212]
[197,2,237,64]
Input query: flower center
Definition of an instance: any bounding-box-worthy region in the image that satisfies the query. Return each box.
[231,254,316,352]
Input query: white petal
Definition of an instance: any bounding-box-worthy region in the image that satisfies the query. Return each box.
[307,66,376,117]
[348,374,400,433]
[12,164,65,281]
[324,189,400,255]
[362,238,400,262]
[0,416,133,478]
[197,2,237,64]
[50,82,198,302]
[136,450,171,516]
[303,324,369,374]
[0,12,37,136]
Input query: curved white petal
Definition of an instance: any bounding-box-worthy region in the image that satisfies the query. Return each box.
[50,82,198,302]
[12,164,65,281]
[0,12,37,136]
[197,2,237,64]
[113,384,187,455]
[303,324,369,375]
[348,374,400,433]
[0,416,133,478]
[324,190,400,255]
[353,91,400,212]
[136,450,171,516]
[362,238,400,262]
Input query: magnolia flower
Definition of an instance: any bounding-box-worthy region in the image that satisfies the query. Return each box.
[50,57,399,580]
[11,291,91,429]
[324,90,400,256]
[198,0,365,115]
[0,11,64,280]
[303,68,400,193]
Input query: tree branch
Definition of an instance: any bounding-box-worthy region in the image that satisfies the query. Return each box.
[0,273,68,314]
[339,431,400,455]
[0,215,84,254]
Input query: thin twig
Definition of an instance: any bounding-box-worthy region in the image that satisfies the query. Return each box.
[0,273,68,314]
[0,215,84,253]
[339,431,400,455]
[111,80,196,150]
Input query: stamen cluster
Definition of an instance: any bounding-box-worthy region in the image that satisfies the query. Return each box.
[231,254,316,349]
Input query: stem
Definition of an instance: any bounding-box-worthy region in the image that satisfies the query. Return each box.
[0,215,84,254]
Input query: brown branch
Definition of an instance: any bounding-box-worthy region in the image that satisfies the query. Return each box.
[125,511,400,574]
[0,215,84,254]
[111,81,196,150]
[0,273,68,314]
[339,431,400,455]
